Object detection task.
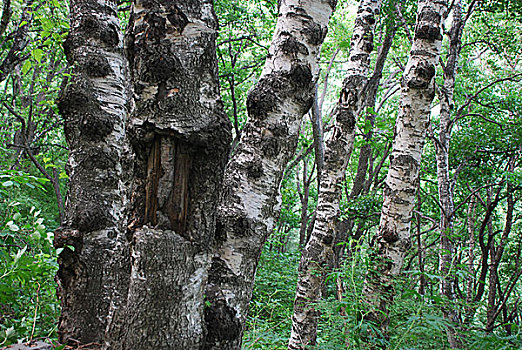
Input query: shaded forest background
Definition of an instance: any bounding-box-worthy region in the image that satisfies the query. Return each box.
[1,0,522,348]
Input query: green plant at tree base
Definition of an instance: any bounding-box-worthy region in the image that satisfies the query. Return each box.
[0,171,60,346]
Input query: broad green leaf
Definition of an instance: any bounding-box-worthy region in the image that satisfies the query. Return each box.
[32,48,44,63]
[22,60,32,74]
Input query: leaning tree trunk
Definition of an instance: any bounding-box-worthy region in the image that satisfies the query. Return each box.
[333,22,396,268]
[55,0,131,345]
[106,1,231,349]
[204,0,337,348]
[362,0,446,339]
[287,0,382,348]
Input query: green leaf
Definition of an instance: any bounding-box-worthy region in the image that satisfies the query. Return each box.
[32,48,44,63]
[22,60,32,74]
[2,180,14,187]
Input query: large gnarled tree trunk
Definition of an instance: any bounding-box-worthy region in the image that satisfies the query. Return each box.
[107,1,232,348]
[204,0,337,348]
[288,0,383,348]
[56,0,131,345]
[362,0,446,339]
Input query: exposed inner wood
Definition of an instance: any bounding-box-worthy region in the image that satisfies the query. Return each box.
[144,136,192,235]
[168,141,192,235]
[144,136,161,226]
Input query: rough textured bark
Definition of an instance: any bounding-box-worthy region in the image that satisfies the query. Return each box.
[362,0,446,336]
[204,1,336,348]
[55,0,131,345]
[333,24,396,263]
[288,0,382,348]
[109,1,231,348]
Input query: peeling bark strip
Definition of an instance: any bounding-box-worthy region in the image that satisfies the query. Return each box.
[108,0,231,348]
[362,0,447,336]
[204,1,336,349]
[288,0,383,348]
[56,0,131,345]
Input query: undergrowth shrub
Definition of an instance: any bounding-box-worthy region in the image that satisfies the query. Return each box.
[0,171,60,346]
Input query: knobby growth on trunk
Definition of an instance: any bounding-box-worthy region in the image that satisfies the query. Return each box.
[57,0,231,348]
[55,0,131,345]
[110,1,231,348]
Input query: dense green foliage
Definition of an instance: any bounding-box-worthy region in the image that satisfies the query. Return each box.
[0,0,68,345]
[1,0,521,348]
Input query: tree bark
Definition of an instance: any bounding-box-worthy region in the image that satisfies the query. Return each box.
[288,0,382,348]
[204,1,336,348]
[362,0,446,338]
[55,0,131,345]
[297,157,312,249]
[333,24,396,264]
[109,1,231,348]
[435,1,468,347]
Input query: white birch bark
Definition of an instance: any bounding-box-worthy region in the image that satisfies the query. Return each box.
[287,0,383,348]
[362,0,447,335]
[435,1,468,347]
[55,0,131,345]
[106,1,231,348]
[204,1,337,348]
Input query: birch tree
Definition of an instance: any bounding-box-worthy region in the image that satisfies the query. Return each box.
[55,0,131,344]
[287,0,383,347]
[362,0,447,337]
[107,0,232,348]
[204,0,337,348]
[434,0,477,346]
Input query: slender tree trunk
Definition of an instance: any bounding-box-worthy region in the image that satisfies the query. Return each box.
[55,0,131,345]
[362,0,446,338]
[486,180,515,332]
[435,1,466,347]
[465,195,476,315]
[0,0,33,83]
[107,1,231,348]
[288,1,382,348]
[298,158,312,249]
[333,24,396,264]
[204,1,336,348]
[416,184,427,295]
